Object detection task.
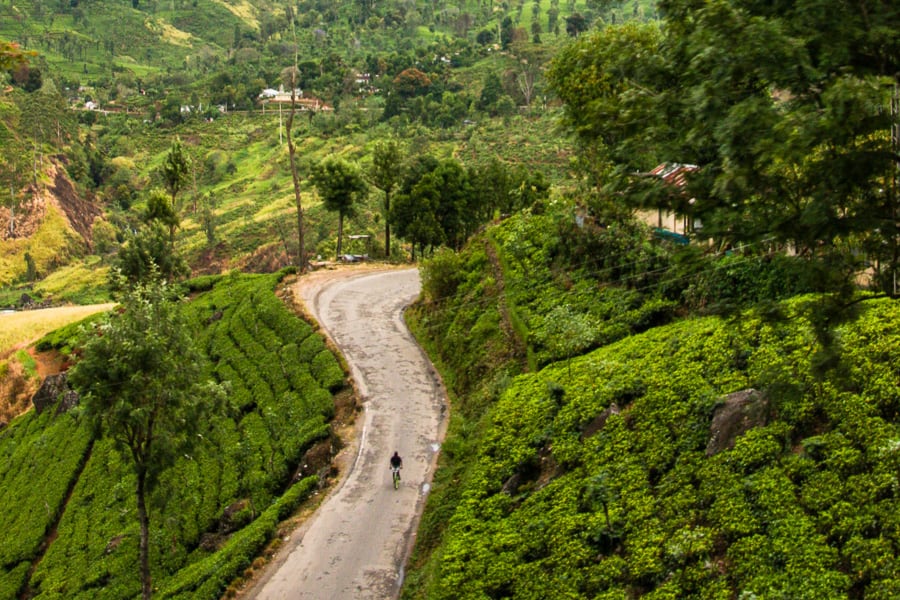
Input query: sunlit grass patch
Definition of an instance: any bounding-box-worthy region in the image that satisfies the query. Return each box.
[0,304,115,356]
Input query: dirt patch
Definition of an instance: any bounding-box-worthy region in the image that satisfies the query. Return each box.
[238,243,293,274]
[0,359,36,426]
[192,242,233,276]
[0,348,69,426]
[50,164,101,247]
[0,160,100,245]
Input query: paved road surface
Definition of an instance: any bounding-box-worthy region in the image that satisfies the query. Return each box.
[250,267,446,600]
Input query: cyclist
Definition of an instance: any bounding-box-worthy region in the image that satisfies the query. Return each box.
[390,451,403,481]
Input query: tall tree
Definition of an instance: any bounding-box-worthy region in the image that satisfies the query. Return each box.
[160,137,190,210]
[143,188,179,243]
[282,55,307,271]
[68,277,223,600]
[391,171,444,260]
[311,157,368,258]
[390,156,478,254]
[429,159,474,250]
[0,141,29,239]
[368,139,402,257]
[391,155,442,260]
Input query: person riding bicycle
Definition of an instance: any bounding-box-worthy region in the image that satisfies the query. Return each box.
[390,451,402,480]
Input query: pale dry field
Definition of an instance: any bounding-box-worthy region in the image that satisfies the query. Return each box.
[0,304,115,356]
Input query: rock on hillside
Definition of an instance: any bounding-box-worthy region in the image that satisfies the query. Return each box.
[0,160,101,243]
[0,159,102,285]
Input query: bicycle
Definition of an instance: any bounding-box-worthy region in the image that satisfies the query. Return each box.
[391,466,401,490]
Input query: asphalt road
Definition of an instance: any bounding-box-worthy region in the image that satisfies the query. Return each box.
[249,267,447,600]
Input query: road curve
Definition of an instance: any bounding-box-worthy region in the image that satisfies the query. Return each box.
[250,267,447,600]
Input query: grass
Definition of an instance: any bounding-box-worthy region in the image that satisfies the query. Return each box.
[0,304,115,357]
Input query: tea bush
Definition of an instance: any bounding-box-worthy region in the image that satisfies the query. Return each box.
[1,271,343,599]
[408,296,900,599]
[405,205,900,599]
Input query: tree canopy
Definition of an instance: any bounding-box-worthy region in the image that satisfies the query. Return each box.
[311,157,368,258]
[548,1,900,294]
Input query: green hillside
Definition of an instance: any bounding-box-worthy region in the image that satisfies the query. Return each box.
[0,270,344,599]
[2,0,899,595]
[403,207,900,598]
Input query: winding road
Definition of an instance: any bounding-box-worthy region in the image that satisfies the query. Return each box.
[248,267,447,600]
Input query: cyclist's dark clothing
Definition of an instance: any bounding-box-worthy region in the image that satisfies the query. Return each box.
[390,453,402,469]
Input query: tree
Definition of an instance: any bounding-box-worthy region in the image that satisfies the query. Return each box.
[391,172,444,260]
[143,188,179,241]
[368,139,402,258]
[565,13,589,36]
[549,0,900,298]
[429,159,474,250]
[391,155,442,259]
[283,52,307,271]
[470,158,514,216]
[311,157,368,258]
[160,137,190,210]
[0,40,35,71]
[0,140,29,239]
[547,23,672,181]
[68,277,224,600]
[477,72,504,114]
[199,192,217,246]
[115,222,190,286]
[509,40,550,107]
[392,67,432,98]
[390,156,478,255]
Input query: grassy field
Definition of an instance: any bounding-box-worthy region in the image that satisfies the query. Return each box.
[0,304,115,357]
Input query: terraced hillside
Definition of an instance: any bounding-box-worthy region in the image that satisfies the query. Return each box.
[0,270,347,599]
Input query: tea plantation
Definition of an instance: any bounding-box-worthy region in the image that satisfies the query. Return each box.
[403,208,900,599]
[0,270,344,599]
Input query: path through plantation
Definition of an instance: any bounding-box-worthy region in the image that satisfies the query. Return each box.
[249,266,447,599]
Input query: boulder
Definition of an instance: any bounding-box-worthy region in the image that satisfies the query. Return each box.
[581,403,621,440]
[32,373,79,415]
[706,389,769,456]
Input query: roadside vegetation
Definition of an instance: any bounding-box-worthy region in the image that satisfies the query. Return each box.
[404,204,900,598]
[0,271,343,599]
[1,0,899,596]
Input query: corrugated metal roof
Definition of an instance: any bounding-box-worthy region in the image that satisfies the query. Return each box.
[649,162,698,188]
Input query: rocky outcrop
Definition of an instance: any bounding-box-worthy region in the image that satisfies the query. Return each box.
[581,402,621,439]
[50,164,102,248]
[31,372,79,415]
[706,389,770,456]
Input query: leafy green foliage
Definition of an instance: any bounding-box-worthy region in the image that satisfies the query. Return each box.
[406,200,900,599]
[114,222,190,286]
[311,157,368,258]
[68,276,221,598]
[549,0,900,294]
[410,294,900,598]
[1,272,343,598]
[0,410,92,586]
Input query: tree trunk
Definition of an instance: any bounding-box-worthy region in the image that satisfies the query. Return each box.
[136,469,152,600]
[336,212,344,259]
[384,190,391,258]
[8,183,15,238]
[286,81,306,272]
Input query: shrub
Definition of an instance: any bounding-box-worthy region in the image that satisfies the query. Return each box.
[421,248,464,302]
